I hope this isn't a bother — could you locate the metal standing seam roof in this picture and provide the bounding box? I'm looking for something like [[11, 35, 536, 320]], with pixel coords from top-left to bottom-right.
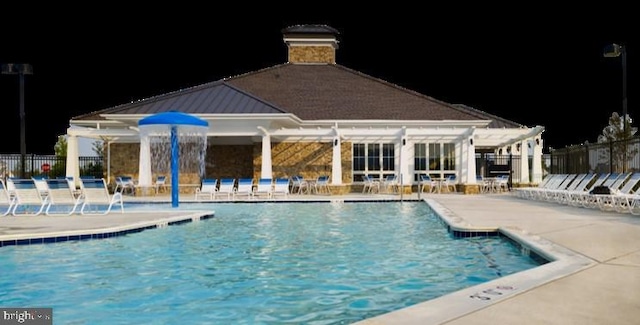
[[72, 63, 524, 129]]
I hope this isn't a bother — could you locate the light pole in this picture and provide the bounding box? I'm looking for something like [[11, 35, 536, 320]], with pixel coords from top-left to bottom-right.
[[604, 44, 628, 172], [1, 63, 33, 178]]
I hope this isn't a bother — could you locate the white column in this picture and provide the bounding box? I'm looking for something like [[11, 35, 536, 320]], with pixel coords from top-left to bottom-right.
[[519, 139, 530, 184], [138, 135, 152, 187], [532, 137, 544, 183], [260, 133, 273, 179], [462, 136, 477, 184], [399, 137, 409, 187], [65, 134, 80, 185], [331, 137, 342, 185]]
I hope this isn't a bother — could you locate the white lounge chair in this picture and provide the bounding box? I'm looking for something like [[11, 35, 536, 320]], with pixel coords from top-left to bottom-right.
[[8, 178, 48, 216], [194, 178, 218, 201], [44, 178, 83, 215], [598, 172, 640, 212], [272, 178, 290, 199], [79, 178, 124, 215], [234, 178, 254, 200], [0, 179, 16, 216], [214, 178, 235, 200], [253, 178, 273, 199]]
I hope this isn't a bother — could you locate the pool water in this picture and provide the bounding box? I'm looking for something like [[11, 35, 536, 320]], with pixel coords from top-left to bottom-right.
[[0, 202, 542, 324]]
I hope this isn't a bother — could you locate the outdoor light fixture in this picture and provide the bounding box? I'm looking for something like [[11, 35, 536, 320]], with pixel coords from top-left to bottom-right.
[[334, 139, 338, 146], [469, 138, 473, 145], [604, 43, 628, 172], [1, 63, 33, 178], [603, 43, 627, 135], [402, 138, 406, 146]]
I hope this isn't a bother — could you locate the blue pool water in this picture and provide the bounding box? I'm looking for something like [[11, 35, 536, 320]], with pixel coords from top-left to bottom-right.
[[0, 202, 543, 324]]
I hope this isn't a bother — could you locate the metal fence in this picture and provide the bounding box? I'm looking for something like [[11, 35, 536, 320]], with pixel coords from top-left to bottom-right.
[[0, 154, 104, 180], [549, 137, 640, 174]]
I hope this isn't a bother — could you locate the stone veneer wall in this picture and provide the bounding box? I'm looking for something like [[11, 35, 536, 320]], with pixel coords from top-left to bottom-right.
[[288, 46, 335, 64], [204, 145, 254, 179]]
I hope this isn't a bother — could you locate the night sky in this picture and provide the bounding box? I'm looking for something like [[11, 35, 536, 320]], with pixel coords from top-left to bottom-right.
[[0, 9, 636, 154]]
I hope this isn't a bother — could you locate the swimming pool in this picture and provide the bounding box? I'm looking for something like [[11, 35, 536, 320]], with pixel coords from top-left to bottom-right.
[[0, 201, 544, 324]]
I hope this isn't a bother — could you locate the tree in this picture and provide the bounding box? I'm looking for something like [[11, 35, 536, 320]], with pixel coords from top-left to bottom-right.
[[597, 112, 637, 172], [92, 140, 104, 157], [54, 135, 67, 157]]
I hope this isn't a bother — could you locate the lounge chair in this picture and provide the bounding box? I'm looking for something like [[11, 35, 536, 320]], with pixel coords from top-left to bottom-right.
[[194, 178, 218, 201], [44, 178, 83, 215], [272, 178, 290, 199], [578, 173, 625, 209], [79, 178, 124, 215], [598, 172, 640, 212], [214, 178, 235, 200], [234, 178, 254, 200], [0, 179, 16, 216], [32, 176, 50, 199], [253, 178, 273, 199], [8, 178, 48, 216]]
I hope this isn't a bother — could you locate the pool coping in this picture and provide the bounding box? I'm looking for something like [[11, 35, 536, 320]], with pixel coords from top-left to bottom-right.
[[353, 198, 598, 324], [0, 211, 215, 247]]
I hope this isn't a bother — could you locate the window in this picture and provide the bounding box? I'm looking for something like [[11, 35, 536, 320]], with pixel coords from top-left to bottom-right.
[[352, 143, 395, 181], [414, 142, 457, 181]]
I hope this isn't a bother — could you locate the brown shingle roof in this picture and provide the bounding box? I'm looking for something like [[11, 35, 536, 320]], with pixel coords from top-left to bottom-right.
[[226, 63, 511, 122], [72, 62, 523, 129]]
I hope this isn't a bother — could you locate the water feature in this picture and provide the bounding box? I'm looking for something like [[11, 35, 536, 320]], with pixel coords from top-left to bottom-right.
[[138, 111, 208, 207]]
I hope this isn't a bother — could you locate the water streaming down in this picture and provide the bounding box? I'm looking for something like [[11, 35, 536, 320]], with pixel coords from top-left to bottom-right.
[[138, 112, 209, 207]]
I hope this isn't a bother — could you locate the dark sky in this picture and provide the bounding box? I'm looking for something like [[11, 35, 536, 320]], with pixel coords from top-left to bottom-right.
[[0, 9, 636, 154]]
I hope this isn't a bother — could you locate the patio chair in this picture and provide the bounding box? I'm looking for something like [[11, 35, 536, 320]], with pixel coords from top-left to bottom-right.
[[154, 175, 168, 194], [234, 178, 254, 200], [314, 175, 330, 194], [253, 178, 273, 199], [0, 179, 16, 216], [419, 174, 436, 193], [194, 178, 218, 201], [272, 178, 290, 199], [290, 175, 309, 195], [79, 178, 124, 215], [115, 176, 136, 195], [214, 178, 235, 200], [44, 178, 83, 215], [8, 178, 48, 216], [363, 175, 380, 194], [380, 175, 399, 194]]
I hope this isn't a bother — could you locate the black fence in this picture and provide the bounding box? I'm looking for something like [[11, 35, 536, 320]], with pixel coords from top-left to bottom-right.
[[549, 137, 640, 174], [0, 154, 104, 180]]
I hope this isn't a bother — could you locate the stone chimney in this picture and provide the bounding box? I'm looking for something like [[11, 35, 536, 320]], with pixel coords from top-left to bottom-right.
[[282, 24, 340, 64]]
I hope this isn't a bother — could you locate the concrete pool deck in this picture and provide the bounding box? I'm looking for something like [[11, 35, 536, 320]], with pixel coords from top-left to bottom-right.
[[1, 192, 639, 324]]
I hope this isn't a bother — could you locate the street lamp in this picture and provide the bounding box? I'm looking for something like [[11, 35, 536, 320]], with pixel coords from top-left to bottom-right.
[[1, 63, 33, 178], [603, 43, 627, 136]]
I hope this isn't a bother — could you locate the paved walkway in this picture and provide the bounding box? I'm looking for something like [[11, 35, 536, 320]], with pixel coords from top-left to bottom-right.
[[1, 192, 639, 324]]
